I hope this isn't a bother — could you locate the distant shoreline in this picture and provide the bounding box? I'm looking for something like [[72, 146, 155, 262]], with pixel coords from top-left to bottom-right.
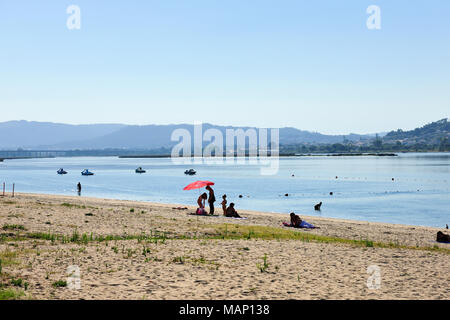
[[3, 151, 450, 161], [118, 152, 397, 158]]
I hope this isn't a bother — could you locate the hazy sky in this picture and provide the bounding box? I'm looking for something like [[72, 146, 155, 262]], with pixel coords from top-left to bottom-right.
[[0, 0, 449, 134]]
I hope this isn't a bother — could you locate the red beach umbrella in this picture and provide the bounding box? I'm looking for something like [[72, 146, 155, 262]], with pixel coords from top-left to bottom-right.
[[183, 181, 215, 191]]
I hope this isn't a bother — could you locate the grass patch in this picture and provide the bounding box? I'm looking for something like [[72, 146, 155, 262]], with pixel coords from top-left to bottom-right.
[[61, 203, 86, 209], [1, 201, 16, 205], [2, 224, 26, 231], [172, 256, 185, 264], [52, 280, 67, 288], [207, 223, 450, 254], [0, 249, 19, 267], [257, 254, 269, 273], [22, 229, 170, 244], [0, 288, 24, 300], [10, 278, 28, 289], [1, 221, 448, 255]]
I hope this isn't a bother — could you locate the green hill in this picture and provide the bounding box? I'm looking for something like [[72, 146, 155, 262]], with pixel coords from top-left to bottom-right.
[[383, 118, 449, 148]]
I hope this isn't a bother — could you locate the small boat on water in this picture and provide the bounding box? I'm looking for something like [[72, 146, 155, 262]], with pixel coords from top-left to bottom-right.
[[135, 167, 146, 173], [184, 169, 196, 175], [81, 169, 94, 176], [57, 168, 68, 175]]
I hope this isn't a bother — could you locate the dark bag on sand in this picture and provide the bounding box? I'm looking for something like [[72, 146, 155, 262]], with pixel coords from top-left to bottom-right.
[[436, 231, 450, 243]]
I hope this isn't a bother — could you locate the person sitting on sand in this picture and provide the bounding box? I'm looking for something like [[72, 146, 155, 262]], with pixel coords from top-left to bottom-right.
[[289, 212, 318, 229], [225, 203, 241, 218], [221, 194, 227, 216], [436, 231, 450, 243], [196, 193, 208, 215]]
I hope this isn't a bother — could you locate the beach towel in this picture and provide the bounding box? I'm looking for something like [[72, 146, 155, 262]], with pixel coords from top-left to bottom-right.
[[282, 221, 317, 229]]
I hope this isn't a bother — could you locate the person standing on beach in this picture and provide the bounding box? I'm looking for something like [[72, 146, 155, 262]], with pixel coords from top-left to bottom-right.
[[221, 194, 227, 216], [77, 182, 82, 195], [206, 185, 216, 215]]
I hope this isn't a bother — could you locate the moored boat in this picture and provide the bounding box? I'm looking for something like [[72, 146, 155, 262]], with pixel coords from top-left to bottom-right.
[[81, 169, 94, 176], [184, 169, 196, 175], [135, 167, 146, 173]]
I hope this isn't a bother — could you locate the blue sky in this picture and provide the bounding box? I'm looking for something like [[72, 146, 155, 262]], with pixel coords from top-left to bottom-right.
[[0, 0, 449, 134]]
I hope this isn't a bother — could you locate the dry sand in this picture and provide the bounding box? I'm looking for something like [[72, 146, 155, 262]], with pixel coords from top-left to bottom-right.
[[0, 193, 448, 300]]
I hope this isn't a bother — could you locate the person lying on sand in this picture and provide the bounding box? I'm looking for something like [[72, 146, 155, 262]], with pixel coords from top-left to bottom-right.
[[196, 193, 208, 215], [284, 212, 319, 229], [225, 203, 241, 218]]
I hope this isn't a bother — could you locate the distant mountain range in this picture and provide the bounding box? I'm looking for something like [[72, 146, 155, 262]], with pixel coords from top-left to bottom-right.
[[0, 119, 447, 151]]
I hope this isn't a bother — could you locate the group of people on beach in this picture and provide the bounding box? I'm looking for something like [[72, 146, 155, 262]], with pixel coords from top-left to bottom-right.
[[196, 186, 241, 218], [194, 185, 322, 226]]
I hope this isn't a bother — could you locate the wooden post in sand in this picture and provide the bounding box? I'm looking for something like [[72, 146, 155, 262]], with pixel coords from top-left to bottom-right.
[[12, 183, 15, 197]]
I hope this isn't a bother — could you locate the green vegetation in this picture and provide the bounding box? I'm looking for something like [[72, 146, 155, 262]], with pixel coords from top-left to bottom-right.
[[0, 249, 19, 266], [0, 288, 24, 300], [0, 201, 16, 205], [52, 280, 67, 288], [208, 223, 450, 254], [142, 246, 151, 256], [0, 223, 448, 254], [280, 118, 450, 154], [10, 278, 28, 289], [61, 203, 86, 209], [257, 254, 269, 273], [2, 224, 26, 231], [172, 256, 185, 264]]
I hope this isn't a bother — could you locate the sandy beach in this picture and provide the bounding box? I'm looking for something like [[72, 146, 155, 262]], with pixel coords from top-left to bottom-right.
[[0, 193, 448, 300]]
